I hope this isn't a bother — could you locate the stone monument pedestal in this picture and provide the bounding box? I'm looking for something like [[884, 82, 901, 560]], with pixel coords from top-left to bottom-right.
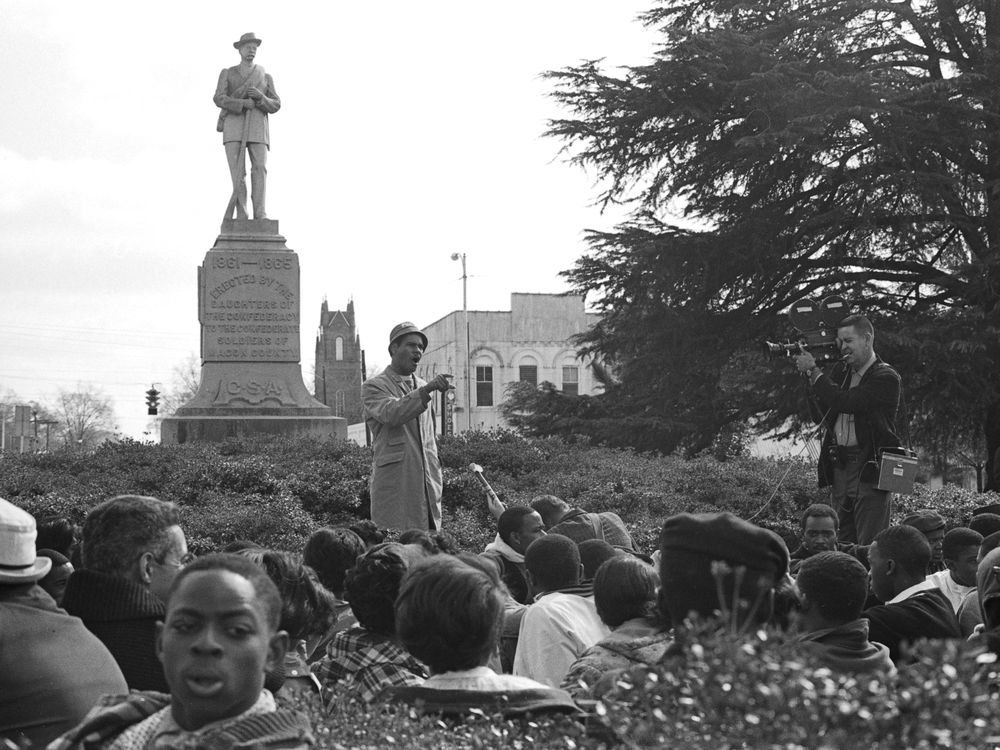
[[161, 219, 346, 444]]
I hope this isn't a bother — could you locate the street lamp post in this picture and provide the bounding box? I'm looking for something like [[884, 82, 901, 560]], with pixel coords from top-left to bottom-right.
[[450, 252, 471, 432]]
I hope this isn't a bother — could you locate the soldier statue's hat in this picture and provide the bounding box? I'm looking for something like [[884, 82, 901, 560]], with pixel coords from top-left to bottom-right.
[[234, 32, 263, 49], [388, 322, 428, 354]]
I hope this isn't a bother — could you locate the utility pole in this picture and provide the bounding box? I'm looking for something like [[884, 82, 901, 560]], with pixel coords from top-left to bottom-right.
[[35, 419, 59, 452], [450, 252, 471, 432], [361, 350, 371, 447]]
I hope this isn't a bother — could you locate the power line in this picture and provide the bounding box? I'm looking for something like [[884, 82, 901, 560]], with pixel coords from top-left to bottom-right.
[[0, 335, 194, 354], [0, 322, 194, 339], [0, 373, 174, 388], [0, 366, 187, 377]]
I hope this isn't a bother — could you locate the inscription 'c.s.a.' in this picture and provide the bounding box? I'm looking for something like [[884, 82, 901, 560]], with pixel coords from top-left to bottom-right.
[[213, 256, 294, 271], [226, 380, 285, 399]]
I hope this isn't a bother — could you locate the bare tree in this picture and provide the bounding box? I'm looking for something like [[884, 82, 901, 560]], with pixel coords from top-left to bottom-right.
[[160, 353, 201, 417], [0, 385, 23, 452], [53, 385, 117, 451]]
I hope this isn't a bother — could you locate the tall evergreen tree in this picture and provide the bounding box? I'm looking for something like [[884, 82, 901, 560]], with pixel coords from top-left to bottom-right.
[[543, 0, 1000, 458]]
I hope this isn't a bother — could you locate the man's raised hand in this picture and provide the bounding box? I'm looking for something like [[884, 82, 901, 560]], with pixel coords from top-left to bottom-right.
[[427, 374, 454, 393]]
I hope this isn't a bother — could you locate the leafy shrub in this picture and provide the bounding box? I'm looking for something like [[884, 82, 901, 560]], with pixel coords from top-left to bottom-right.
[[587, 626, 1000, 749], [279, 691, 585, 750], [0, 437, 372, 553], [274, 628, 1000, 749], [2, 434, 997, 558], [180, 491, 317, 555], [900, 483, 992, 528], [438, 429, 552, 478]]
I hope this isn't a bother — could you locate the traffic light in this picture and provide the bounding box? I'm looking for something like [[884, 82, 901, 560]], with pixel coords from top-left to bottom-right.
[[146, 387, 160, 416]]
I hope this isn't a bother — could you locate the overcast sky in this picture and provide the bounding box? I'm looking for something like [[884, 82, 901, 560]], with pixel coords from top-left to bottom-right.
[[0, 1, 659, 439]]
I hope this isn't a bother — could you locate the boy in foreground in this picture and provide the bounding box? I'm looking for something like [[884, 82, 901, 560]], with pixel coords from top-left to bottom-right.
[[49, 554, 313, 750]]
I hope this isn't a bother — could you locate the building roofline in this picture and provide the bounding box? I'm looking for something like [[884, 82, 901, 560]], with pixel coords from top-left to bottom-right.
[[510, 291, 583, 297], [422, 292, 587, 328]]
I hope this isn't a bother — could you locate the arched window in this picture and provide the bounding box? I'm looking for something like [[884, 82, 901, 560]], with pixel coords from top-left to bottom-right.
[[334, 391, 346, 417], [335, 336, 344, 361]]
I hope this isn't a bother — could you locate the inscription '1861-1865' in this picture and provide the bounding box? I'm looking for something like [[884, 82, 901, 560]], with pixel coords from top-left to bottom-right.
[[213, 255, 293, 271], [201, 250, 301, 363]]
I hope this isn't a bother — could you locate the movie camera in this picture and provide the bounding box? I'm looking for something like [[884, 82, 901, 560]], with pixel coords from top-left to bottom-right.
[[762, 295, 849, 365]]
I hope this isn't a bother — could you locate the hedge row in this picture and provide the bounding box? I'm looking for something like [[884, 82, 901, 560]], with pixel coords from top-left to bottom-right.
[[277, 626, 1000, 749], [1, 432, 995, 556]]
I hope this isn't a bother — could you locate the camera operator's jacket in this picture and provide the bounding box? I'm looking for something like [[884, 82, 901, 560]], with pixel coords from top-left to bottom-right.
[[809, 357, 901, 487]]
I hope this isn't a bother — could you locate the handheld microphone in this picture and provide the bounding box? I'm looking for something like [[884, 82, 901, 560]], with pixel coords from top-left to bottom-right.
[[469, 463, 495, 493]]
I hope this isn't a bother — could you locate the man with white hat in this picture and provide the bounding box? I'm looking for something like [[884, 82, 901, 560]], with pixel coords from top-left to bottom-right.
[[362, 322, 453, 530], [0, 498, 127, 746]]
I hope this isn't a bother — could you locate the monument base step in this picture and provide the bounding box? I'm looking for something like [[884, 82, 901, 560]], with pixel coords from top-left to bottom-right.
[[161, 414, 347, 445]]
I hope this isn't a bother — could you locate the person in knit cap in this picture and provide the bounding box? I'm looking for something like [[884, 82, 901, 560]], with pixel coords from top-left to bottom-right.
[[863, 525, 960, 663], [657, 512, 790, 628], [36, 549, 74, 606], [981, 530, 1000, 559], [968, 547, 1000, 654], [794, 551, 894, 675], [902, 509, 946, 572], [969, 513, 1000, 539], [0, 498, 127, 746], [586, 512, 790, 699], [957, 530, 1000, 635]]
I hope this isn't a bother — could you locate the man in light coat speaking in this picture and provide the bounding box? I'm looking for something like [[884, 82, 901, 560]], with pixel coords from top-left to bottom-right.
[[363, 323, 453, 531]]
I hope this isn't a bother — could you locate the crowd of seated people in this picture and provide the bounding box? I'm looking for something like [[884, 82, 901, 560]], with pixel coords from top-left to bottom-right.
[[6, 489, 1000, 748]]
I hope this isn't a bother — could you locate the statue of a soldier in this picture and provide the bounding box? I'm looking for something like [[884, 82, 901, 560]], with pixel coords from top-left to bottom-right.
[[214, 32, 280, 221]]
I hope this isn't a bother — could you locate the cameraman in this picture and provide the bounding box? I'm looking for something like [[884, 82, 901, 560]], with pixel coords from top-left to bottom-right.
[[794, 314, 901, 546]]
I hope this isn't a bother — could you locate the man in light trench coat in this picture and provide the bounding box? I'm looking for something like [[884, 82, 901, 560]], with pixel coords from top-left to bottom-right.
[[363, 323, 453, 531]]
